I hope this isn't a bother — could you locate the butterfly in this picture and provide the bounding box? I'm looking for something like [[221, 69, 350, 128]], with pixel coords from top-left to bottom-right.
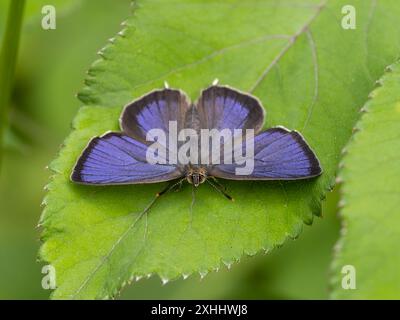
[[71, 84, 322, 200]]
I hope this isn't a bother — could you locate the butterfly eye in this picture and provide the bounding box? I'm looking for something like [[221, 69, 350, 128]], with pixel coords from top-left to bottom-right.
[[198, 174, 207, 185], [186, 174, 194, 185]]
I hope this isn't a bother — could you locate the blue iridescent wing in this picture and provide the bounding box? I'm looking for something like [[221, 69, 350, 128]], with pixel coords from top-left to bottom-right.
[[209, 127, 322, 180], [120, 88, 190, 143], [196, 85, 265, 133], [71, 132, 182, 185]]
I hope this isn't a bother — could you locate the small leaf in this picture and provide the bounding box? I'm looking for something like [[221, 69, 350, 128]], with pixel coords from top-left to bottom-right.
[[330, 61, 400, 299], [40, 0, 400, 299]]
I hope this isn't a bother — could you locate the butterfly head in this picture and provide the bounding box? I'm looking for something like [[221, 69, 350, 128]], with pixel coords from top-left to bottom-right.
[[186, 166, 207, 187]]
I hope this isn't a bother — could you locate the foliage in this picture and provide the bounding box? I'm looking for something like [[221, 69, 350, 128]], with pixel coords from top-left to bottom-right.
[[39, 0, 400, 299], [331, 61, 400, 299]]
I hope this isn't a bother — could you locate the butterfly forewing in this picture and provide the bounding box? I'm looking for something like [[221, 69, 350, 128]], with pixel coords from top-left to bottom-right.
[[209, 127, 322, 180], [71, 132, 182, 185]]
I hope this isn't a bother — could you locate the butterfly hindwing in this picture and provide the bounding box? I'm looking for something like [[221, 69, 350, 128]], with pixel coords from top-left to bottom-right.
[[196, 85, 265, 133], [120, 88, 190, 143]]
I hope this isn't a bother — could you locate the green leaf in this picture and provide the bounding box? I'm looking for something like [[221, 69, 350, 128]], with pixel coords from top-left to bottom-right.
[[40, 0, 400, 299], [330, 61, 400, 299]]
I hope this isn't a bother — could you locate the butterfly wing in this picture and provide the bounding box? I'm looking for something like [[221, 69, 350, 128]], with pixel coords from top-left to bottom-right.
[[120, 88, 190, 143], [196, 85, 265, 133], [71, 132, 182, 185], [209, 127, 322, 180]]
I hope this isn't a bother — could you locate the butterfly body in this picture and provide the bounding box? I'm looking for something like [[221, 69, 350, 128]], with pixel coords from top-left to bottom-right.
[[186, 166, 207, 187]]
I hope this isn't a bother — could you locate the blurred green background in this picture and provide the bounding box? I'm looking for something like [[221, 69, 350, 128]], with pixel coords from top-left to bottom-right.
[[0, 0, 341, 299]]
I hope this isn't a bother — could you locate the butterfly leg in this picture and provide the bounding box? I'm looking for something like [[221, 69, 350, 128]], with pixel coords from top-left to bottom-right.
[[210, 176, 227, 192], [156, 177, 187, 197], [172, 178, 185, 193], [206, 177, 234, 202]]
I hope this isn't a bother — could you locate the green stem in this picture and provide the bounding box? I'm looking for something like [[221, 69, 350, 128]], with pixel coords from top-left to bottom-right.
[[0, 0, 25, 172]]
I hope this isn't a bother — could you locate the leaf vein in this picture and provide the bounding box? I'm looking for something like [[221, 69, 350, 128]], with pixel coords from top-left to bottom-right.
[[249, 0, 327, 93]]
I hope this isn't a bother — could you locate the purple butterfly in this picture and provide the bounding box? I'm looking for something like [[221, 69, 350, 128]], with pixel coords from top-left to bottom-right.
[[71, 85, 322, 200]]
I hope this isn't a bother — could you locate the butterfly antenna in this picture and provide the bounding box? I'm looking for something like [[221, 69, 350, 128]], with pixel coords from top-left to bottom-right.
[[206, 178, 234, 202]]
